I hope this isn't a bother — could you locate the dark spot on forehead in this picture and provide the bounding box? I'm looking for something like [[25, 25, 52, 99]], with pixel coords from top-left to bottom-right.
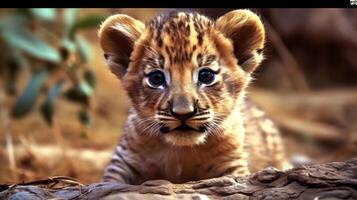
[[197, 32, 203, 46], [197, 53, 203, 66], [188, 52, 193, 60], [165, 27, 171, 34], [159, 55, 165, 67], [147, 11, 214, 64], [157, 37, 163, 48], [168, 20, 178, 30], [185, 24, 191, 35], [178, 20, 185, 28], [165, 46, 170, 54]]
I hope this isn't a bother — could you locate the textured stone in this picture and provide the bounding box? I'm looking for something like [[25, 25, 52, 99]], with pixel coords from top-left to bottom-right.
[[1, 159, 357, 200]]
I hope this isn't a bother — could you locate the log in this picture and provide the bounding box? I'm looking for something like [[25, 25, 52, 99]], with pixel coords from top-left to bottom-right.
[[1, 158, 357, 200]]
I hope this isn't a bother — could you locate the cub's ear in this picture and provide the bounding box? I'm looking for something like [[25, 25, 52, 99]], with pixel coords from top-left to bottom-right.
[[216, 9, 265, 73], [98, 14, 145, 79]]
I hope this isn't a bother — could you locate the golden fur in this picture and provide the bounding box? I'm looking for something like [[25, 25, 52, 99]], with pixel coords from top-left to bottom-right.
[[98, 9, 291, 184]]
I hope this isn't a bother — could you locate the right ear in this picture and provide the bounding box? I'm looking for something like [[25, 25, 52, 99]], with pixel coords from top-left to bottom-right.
[[98, 14, 145, 79]]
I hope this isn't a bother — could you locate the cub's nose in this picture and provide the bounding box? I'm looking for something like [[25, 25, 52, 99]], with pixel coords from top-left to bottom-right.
[[170, 96, 197, 121], [171, 107, 196, 121]]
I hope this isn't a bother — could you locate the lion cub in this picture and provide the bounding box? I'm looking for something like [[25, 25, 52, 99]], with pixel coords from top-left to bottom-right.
[[99, 9, 291, 184]]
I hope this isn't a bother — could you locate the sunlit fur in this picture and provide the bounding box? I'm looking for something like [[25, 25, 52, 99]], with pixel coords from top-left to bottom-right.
[[99, 10, 291, 184], [101, 11, 250, 146]]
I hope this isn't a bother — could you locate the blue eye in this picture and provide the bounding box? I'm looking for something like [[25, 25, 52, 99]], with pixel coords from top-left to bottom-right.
[[198, 69, 215, 85], [147, 71, 166, 88]]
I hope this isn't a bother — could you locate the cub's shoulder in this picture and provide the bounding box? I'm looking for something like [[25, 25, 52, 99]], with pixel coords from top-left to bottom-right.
[[241, 98, 291, 172]]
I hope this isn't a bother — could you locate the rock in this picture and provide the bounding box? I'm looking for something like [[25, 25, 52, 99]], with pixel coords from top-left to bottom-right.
[[1, 158, 357, 200]]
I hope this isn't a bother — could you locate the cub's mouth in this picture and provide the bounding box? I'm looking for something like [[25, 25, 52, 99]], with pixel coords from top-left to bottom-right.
[[160, 124, 207, 134], [161, 123, 208, 146], [173, 124, 197, 132]]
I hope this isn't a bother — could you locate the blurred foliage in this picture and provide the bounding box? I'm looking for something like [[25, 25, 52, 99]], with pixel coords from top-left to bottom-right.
[[0, 9, 108, 134]]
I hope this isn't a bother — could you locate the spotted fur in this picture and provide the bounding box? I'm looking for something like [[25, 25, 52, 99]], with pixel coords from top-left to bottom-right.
[[99, 9, 291, 184]]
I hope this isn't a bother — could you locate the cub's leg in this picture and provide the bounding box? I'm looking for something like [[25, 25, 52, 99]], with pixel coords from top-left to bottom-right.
[[102, 143, 142, 184]]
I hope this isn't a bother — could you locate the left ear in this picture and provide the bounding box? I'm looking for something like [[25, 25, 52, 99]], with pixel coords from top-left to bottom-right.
[[216, 9, 265, 73], [98, 14, 145, 79]]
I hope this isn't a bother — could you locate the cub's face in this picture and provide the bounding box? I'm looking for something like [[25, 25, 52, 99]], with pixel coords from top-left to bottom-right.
[[99, 10, 265, 146]]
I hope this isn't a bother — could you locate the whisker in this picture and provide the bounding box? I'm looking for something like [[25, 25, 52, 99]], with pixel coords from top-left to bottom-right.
[[157, 118, 175, 121], [191, 117, 210, 121], [195, 111, 210, 116], [156, 112, 172, 117]]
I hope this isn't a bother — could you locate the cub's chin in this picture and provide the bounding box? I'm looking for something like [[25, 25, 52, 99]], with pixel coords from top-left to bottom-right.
[[163, 130, 207, 146]]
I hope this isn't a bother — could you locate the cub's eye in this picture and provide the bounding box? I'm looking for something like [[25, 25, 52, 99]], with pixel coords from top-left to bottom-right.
[[147, 71, 166, 88], [198, 68, 216, 86]]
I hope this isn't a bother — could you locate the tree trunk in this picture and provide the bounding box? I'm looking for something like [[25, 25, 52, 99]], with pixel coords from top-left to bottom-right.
[[1, 158, 357, 200]]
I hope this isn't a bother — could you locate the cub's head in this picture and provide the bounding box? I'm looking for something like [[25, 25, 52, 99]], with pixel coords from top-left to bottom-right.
[[99, 10, 265, 146]]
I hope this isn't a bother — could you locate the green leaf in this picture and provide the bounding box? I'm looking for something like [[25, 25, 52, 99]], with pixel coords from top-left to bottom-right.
[[0, 14, 27, 32], [69, 14, 107, 37], [83, 69, 96, 88], [11, 69, 48, 118], [29, 9, 56, 22], [0, 16, 30, 70], [63, 8, 77, 38], [47, 79, 64, 103], [60, 38, 76, 60], [64, 87, 88, 104], [63, 80, 93, 105], [78, 109, 91, 128], [79, 80, 93, 97], [40, 79, 64, 126], [1, 25, 61, 63], [75, 36, 91, 63], [8, 45, 30, 69]]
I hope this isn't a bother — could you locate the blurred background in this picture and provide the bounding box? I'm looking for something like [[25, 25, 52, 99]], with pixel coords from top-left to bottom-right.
[[0, 8, 356, 184]]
